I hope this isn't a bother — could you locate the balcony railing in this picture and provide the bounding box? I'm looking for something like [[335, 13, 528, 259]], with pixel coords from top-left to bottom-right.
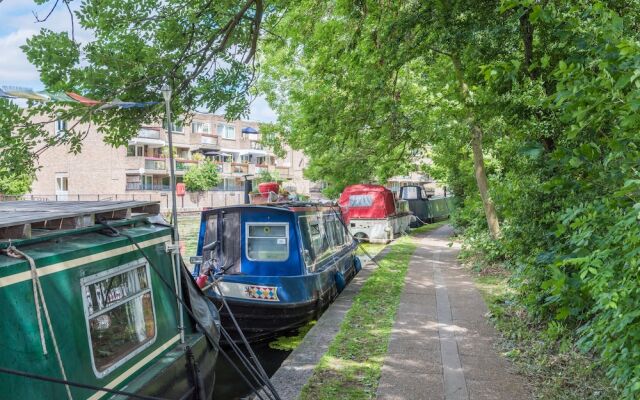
[[126, 183, 171, 191], [250, 141, 263, 150], [231, 163, 249, 174], [138, 127, 161, 139], [144, 158, 166, 171], [175, 160, 197, 171]]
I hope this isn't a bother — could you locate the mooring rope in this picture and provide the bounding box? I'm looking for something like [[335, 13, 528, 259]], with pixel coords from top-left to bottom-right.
[[5, 246, 73, 400]]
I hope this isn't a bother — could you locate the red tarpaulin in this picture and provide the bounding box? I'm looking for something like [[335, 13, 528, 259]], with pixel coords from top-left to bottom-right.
[[339, 184, 397, 222]]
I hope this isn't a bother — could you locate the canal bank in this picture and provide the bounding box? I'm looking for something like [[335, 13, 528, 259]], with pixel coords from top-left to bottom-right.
[[256, 243, 395, 400], [258, 224, 529, 400]]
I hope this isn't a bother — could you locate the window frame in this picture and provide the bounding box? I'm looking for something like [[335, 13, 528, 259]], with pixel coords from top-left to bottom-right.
[[245, 222, 290, 262], [191, 121, 210, 134], [218, 123, 236, 140], [80, 258, 157, 378]]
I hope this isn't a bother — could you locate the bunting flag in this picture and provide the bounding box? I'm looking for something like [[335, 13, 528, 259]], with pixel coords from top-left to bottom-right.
[[97, 99, 159, 110], [0, 85, 160, 110], [65, 92, 102, 106], [41, 91, 76, 102], [2, 86, 49, 101]]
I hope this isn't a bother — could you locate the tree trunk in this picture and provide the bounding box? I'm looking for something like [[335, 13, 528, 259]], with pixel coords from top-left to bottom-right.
[[451, 54, 502, 239], [471, 124, 501, 239]]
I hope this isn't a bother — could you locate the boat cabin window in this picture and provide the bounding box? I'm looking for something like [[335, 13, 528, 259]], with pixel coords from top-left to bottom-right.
[[349, 194, 373, 207], [81, 259, 156, 377], [246, 223, 289, 261], [324, 215, 346, 248], [401, 186, 420, 200], [298, 215, 334, 272]]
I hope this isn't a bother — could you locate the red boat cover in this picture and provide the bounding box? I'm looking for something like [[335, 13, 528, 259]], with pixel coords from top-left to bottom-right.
[[258, 182, 279, 198], [339, 184, 397, 222]]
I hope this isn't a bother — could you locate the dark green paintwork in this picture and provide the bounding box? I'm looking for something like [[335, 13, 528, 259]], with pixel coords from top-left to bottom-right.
[[0, 221, 205, 399]]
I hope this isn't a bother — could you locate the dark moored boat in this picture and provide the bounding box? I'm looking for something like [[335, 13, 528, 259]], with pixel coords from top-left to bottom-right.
[[192, 203, 361, 343], [399, 185, 454, 227], [0, 201, 219, 399]]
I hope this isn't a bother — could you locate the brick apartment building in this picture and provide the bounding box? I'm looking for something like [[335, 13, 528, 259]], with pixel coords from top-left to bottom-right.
[[29, 112, 324, 209]]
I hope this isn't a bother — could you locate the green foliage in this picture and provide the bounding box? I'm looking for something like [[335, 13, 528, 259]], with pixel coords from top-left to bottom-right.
[[183, 161, 220, 192], [474, 270, 620, 399], [0, 170, 33, 195], [262, 0, 640, 397], [253, 169, 279, 185]]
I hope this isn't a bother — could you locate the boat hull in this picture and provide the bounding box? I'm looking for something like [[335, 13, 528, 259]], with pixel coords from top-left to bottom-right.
[[348, 214, 412, 243], [207, 253, 359, 344]]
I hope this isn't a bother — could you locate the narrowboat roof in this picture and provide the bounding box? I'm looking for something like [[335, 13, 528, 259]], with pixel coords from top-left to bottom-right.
[[205, 202, 340, 214], [0, 200, 161, 241]]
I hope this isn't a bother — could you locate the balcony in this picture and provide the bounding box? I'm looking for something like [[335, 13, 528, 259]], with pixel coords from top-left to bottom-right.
[[175, 159, 197, 172], [144, 158, 167, 173], [231, 163, 249, 174], [190, 133, 220, 150], [138, 127, 161, 139], [250, 141, 263, 150]]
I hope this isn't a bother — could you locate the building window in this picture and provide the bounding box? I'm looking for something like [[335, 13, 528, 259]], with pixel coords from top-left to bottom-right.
[[240, 154, 251, 164], [246, 223, 289, 262], [127, 145, 144, 157], [81, 260, 156, 377], [55, 175, 68, 192], [164, 121, 183, 133], [217, 124, 235, 140], [191, 121, 210, 134]]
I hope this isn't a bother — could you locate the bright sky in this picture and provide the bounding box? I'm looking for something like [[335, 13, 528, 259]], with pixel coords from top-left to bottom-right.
[[0, 0, 277, 122]]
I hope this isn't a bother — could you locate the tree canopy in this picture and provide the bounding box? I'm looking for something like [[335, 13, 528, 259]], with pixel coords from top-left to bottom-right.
[[1, 0, 268, 179], [260, 0, 640, 396]]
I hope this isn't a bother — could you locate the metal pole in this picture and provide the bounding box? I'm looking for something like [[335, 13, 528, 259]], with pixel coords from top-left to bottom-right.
[[164, 90, 185, 344]]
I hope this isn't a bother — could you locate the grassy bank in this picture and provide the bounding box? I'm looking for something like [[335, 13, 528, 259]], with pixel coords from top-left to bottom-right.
[[300, 223, 445, 399], [300, 235, 416, 399], [472, 269, 620, 400]]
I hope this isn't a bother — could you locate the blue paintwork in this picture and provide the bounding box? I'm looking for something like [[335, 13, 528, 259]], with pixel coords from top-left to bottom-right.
[[193, 205, 359, 306]]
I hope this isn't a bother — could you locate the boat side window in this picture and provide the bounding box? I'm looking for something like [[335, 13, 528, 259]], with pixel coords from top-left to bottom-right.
[[81, 259, 156, 377], [349, 194, 373, 207], [246, 223, 289, 262], [323, 215, 344, 249], [298, 216, 317, 270], [298, 215, 330, 270]]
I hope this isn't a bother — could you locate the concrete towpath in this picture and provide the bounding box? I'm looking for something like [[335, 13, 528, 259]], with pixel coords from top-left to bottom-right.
[[376, 225, 530, 400]]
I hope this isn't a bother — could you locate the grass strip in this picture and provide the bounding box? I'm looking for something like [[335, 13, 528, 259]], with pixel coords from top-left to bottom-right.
[[299, 235, 417, 399]]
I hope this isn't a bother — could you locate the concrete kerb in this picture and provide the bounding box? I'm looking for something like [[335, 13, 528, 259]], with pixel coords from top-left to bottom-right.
[[253, 244, 396, 400]]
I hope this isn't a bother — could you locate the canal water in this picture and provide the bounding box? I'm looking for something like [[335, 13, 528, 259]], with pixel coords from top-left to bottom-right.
[[213, 342, 291, 399]]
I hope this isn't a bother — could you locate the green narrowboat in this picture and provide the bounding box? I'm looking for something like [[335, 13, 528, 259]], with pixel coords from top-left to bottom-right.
[[0, 201, 220, 400]]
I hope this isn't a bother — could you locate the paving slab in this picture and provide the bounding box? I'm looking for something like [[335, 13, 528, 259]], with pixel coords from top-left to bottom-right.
[[376, 225, 530, 400]]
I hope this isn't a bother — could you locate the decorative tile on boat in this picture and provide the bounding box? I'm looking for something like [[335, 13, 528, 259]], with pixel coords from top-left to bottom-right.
[[244, 285, 279, 301]]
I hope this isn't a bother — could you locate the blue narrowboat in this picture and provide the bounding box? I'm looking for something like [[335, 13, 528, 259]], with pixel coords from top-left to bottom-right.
[[191, 203, 361, 343]]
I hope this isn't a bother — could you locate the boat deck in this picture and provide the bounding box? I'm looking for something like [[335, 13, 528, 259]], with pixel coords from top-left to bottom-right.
[[0, 200, 160, 240]]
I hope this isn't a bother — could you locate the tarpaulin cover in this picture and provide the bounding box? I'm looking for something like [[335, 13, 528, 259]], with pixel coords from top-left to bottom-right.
[[339, 184, 397, 222]]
